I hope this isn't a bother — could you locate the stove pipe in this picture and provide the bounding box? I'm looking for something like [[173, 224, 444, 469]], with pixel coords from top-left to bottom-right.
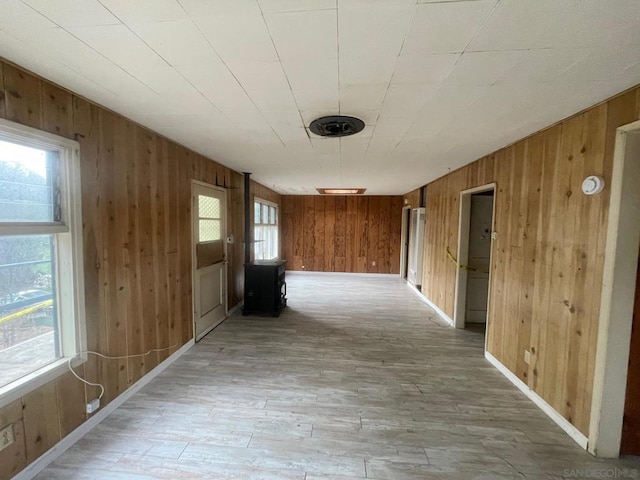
[[243, 172, 251, 265]]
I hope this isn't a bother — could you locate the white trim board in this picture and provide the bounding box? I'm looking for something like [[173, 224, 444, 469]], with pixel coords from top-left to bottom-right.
[[485, 351, 589, 450], [407, 283, 455, 327], [14, 339, 195, 480]]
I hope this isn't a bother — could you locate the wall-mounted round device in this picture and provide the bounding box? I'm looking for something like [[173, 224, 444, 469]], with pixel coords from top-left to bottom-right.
[[309, 115, 365, 137], [581, 175, 605, 196]]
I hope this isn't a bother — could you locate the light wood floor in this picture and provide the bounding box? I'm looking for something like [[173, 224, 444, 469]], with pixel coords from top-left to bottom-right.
[[36, 273, 640, 479]]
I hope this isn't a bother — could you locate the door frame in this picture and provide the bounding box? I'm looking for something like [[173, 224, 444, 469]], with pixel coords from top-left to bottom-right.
[[589, 121, 640, 457], [191, 180, 228, 342], [453, 183, 496, 332], [400, 205, 411, 280]]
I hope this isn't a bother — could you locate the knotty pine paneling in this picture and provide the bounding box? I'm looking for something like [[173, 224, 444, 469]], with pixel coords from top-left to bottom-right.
[[419, 85, 640, 436], [281, 196, 403, 274], [0, 59, 277, 476]]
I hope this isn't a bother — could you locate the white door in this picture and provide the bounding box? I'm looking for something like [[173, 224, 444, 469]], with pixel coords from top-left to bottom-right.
[[465, 194, 494, 323], [193, 182, 227, 341]]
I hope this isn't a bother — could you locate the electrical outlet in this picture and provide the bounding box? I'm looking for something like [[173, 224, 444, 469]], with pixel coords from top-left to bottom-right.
[[372, 261, 376, 266], [0, 424, 14, 451], [524, 350, 531, 364]]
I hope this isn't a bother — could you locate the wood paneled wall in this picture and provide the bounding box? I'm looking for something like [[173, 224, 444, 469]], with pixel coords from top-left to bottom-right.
[[420, 86, 640, 436], [0, 60, 277, 478], [281, 196, 403, 274], [403, 187, 422, 208]]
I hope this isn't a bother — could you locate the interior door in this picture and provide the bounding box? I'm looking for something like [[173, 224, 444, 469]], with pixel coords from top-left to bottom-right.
[[193, 183, 227, 341]]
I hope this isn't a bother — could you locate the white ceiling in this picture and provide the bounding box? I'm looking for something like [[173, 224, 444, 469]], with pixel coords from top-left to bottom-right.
[[1, 0, 639, 195]]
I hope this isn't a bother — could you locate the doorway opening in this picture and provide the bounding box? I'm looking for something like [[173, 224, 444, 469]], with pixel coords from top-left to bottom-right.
[[589, 121, 640, 457], [192, 181, 228, 342], [400, 206, 411, 281], [621, 244, 640, 455], [453, 184, 496, 332]]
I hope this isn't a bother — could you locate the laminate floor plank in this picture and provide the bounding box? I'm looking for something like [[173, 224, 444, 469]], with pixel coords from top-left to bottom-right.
[[35, 273, 640, 479]]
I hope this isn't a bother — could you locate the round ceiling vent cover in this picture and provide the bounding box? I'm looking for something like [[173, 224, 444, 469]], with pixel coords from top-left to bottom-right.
[[309, 115, 365, 137]]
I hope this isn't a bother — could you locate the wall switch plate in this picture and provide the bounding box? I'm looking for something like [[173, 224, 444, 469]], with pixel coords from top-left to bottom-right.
[[0, 424, 14, 451], [524, 350, 531, 364], [372, 261, 376, 266]]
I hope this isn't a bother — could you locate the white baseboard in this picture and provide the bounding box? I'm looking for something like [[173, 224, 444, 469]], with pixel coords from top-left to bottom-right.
[[484, 351, 589, 450], [285, 270, 398, 278], [14, 339, 195, 480], [406, 283, 455, 326]]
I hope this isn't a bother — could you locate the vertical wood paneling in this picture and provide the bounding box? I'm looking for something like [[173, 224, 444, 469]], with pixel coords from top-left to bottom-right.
[[356, 197, 368, 273], [292, 197, 304, 270], [0, 59, 280, 477], [281, 195, 403, 274], [55, 372, 86, 437], [303, 196, 315, 271], [324, 196, 336, 272], [22, 381, 59, 463], [346, 197, 357, 272], [41, 83, 72, 137], [0, 400, 26, 479], [314, 196, 325, 270], [389, 197, 403, 274], [367, 196, 379, 273], [335, 197, 346, 272], [378, 197, 391, 274], [421, 86, 640, 436], [3, 64, 42, 129], [403, 188, 421, 207]]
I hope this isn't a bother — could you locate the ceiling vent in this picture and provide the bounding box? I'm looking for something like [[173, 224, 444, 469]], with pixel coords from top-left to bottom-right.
[[309, 115, 365, 137], [316, 188, 366, 195]]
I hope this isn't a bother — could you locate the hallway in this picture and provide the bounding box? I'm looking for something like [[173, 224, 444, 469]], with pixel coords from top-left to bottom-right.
[[36, 274, 639, 479]]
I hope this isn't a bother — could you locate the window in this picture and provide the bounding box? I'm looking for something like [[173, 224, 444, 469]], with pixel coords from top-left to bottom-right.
[[254, 198, 278, 260], [0, 118, 85, 406], [198, 194, 222, 242]]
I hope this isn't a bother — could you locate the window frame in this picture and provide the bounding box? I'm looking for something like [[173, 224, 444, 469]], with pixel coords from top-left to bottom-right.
[[0, 118, 86, 408], [253, 197, 279, 261]]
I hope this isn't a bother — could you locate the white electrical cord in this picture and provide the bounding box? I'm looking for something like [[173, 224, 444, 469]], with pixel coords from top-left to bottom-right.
[[67, 343, 179, 399]]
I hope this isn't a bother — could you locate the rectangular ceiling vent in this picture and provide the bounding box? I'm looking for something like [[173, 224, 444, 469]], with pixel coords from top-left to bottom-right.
[[316, 188, 366, 195]]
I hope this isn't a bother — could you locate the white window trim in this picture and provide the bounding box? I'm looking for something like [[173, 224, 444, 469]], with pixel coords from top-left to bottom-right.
[[254, 197, 279, 261], [0, 118, 86, 408]]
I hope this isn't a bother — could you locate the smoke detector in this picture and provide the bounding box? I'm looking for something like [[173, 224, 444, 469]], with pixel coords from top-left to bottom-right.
[[309, 115, 365, 137]]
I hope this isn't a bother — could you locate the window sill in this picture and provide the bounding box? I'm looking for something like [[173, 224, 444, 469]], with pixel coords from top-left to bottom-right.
[[0, 355, 85, 409]]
